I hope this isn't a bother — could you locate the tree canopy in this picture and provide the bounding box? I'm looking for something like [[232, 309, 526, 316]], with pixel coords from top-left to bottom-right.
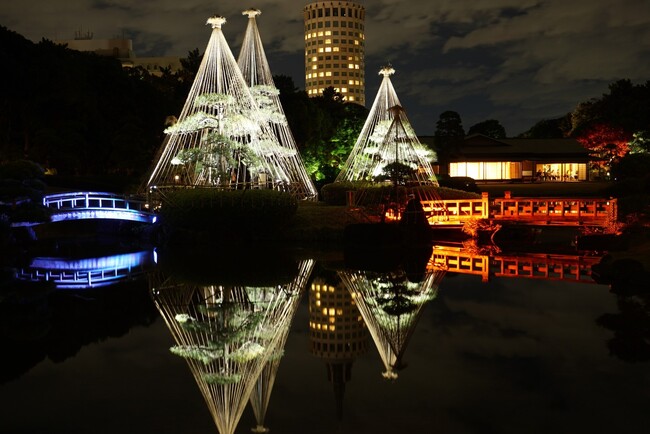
[[570, 79, 650, 138], [518, 114, 572, 139], [467, 119, 507, 139], [434, 110, 465, 157]]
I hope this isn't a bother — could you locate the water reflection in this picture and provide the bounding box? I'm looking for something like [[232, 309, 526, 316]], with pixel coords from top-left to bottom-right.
[[338, 247, 445, 380], [149, 251, 314, 434], [15, 250, 154, 289], [309, 269, 369, 421], [1, 239, 649, 434], [0, 245, 158, 384]]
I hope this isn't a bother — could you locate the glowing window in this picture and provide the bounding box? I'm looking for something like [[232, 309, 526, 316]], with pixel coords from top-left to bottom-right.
[[312, 65, 318, 70], [322, 308, 328, 315], [349, 96, 355, 101], [329, 325, 336, 331], [311, 56, 317, 61], [328, 308, 335, 315], [325, 39, 331, 44], [318, 48, 324, 53], [325, 47, 332, 52], [348, 64, 354, 69], [325, 71, 332, 76], [318, 31, 324, 37], [333, 47, 340, 52], [325, 30, 332, 36], [341, 87, 348, 93]]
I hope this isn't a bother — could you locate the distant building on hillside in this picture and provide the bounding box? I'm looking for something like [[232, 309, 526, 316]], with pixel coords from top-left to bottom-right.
[[55, 30, 182, 76], [303, 1, 366, 105]]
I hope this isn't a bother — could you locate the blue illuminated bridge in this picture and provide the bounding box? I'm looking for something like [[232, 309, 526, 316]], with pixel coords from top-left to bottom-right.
[[16, 250, 156, 289], [43, 191, 157, 224]]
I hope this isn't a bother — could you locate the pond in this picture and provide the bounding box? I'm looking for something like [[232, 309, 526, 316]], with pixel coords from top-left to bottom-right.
[[1, 237, 648, 434]]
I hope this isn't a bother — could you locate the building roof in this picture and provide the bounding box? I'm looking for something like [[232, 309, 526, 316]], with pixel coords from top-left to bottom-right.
[[419, 134, 591, 163]]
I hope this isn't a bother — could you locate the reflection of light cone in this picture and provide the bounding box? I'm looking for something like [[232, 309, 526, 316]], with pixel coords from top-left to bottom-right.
[[338, 268, 445, 379], [237, 8, 318, 200], [248, 260, 315, 433], [150, 259, 314, 434]]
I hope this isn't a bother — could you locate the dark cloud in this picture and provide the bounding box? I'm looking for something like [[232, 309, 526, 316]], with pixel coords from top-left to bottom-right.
[[2, 0, 648, 135]]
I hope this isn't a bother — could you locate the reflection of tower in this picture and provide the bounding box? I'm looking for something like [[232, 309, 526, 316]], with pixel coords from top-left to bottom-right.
[[303, 1, 366, 105], [309, 273, 369, 421]]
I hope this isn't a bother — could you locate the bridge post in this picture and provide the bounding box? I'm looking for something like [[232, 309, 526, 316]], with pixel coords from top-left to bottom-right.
[[481, 192, 489, 219]]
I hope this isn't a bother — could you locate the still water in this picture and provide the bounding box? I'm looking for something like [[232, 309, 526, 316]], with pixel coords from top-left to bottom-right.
[[1, 240, 649, 434]]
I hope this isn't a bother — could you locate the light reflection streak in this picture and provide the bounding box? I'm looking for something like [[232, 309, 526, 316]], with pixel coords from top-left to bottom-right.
[[15, 250, 155, 289]]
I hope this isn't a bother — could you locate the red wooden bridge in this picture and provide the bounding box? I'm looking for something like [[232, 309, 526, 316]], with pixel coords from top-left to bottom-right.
[[420, 191, 617, 230]]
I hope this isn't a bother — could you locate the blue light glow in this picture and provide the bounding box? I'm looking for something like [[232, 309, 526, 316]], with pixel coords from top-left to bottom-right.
[[16, 250, 156, 289]]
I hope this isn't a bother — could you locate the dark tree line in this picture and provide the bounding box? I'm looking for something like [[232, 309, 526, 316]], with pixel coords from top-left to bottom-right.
[[0, 26, 366, 189], [0, 26, 186, 183]]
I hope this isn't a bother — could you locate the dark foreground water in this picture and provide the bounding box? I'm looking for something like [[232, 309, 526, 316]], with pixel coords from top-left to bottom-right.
[[1, 241, 649, 434]]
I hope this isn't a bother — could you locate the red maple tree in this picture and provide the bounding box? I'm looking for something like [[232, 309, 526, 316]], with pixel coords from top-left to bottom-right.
[[576, 124, 632, 169]]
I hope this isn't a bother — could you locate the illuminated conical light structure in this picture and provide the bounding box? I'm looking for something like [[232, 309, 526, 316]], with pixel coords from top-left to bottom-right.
[[145, 16, 295, 193], [248, 259, 314, 433], [150, 259, 314, 434], [237, 8, 317, 201], [337, 266, 445, 379], [335, 65, 438, 186]]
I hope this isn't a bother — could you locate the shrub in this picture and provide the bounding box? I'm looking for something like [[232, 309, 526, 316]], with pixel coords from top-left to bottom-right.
[[321, 182, 358, 205], [159, 188, 298, 233], [321, 182, 482, 206]]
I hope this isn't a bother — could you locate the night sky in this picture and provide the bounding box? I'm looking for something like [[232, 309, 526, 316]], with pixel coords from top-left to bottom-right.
[[2, 0, 649, 136]]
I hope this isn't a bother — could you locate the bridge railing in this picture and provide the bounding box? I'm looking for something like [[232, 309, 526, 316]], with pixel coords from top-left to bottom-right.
[[491, 196, 616, 226], [43, 191, 150, 213], [420, 193, 616, 228], [42, 191, 156, 224], [421, 193, 490, 225]]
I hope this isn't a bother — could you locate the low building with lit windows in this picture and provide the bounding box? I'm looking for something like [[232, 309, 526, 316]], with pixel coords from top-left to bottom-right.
[[421, 134, 594, 182], [303, 1, 365, 105]]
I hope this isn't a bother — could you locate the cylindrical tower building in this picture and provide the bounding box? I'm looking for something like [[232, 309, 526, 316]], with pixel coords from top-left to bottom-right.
[[303, 1, 366, 105]]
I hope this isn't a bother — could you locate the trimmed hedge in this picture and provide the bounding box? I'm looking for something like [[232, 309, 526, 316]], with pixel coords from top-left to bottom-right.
[[159, 188, 298, 233], [320, 182, 482, 205]]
